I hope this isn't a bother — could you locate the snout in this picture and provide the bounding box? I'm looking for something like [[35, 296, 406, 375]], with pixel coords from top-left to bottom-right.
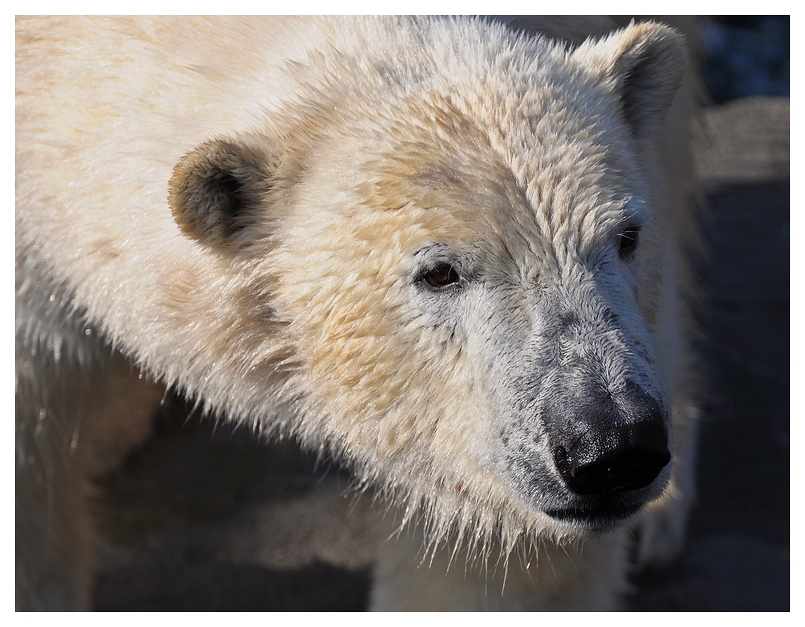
[[548, 382, 670, 497]]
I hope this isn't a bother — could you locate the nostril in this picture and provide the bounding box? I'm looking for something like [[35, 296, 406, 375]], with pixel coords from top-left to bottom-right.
[[553, 421, 670, 495], [567, 447, 670, 494]]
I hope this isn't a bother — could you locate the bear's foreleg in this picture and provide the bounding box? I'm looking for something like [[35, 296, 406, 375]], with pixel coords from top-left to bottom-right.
[[15, 318, 161, 610]]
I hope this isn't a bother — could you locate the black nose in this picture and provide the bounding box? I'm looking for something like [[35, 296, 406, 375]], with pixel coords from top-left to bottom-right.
[[549, 385, 671, 496], [553, 420, 670, 495]]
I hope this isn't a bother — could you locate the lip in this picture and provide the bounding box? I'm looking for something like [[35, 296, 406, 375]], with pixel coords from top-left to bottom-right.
[[545, 502, 643, 530]]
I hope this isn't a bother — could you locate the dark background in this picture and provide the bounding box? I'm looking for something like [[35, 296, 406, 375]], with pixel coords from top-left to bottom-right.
[[91, 17, 790, 611], [703, 16, 789, 103]]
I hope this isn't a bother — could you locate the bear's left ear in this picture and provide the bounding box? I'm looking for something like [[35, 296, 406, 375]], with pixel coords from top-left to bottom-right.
[[572, 22, 688, 137], [169, 136, 279, 250]]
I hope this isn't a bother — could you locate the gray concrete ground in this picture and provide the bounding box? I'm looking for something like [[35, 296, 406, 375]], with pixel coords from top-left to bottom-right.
[[91, 97, 790, 611]]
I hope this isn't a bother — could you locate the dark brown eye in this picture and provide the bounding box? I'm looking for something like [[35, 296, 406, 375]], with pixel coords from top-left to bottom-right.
[[422, 263, 460, 288], [617, 227, 640, 258]]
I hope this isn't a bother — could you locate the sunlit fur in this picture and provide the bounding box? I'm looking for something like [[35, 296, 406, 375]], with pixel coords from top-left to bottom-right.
[[16, 16, 701, 610]]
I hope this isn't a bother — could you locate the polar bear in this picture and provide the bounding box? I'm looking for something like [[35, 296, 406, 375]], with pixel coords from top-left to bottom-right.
[[16, 16, 701, 610]]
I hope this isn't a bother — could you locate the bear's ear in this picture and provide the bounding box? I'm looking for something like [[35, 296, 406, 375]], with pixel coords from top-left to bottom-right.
[[169, 136, 278, 249], [572, 22, 688, 137]]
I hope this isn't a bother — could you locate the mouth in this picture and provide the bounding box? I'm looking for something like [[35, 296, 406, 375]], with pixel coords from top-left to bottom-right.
[[545, 502, 643, 530]]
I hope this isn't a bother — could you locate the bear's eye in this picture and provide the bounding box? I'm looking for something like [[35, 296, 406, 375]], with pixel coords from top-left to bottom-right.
[[421, 263, 460, 289], [617, 226, 640, 258]]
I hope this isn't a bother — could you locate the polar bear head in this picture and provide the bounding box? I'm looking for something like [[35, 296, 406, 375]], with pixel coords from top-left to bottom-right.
[[168, 18, 688, 556]]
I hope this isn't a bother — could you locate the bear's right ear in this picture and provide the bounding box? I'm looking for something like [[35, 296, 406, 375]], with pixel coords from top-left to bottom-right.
[[169, 137, 278, 249]]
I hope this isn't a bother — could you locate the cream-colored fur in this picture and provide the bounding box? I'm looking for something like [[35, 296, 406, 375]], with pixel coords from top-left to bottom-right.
[[16, 16, 701, 610]]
